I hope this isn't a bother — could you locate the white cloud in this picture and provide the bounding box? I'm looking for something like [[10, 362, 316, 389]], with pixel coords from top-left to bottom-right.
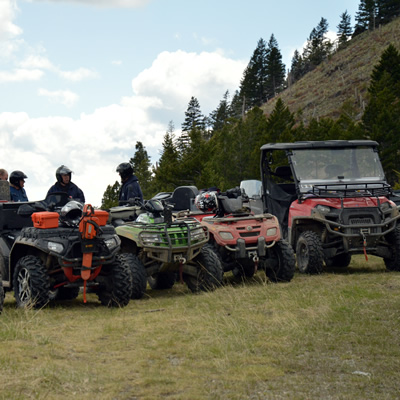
[[19, 54, 53, 70], [27, 0, 151, 8], [0, 0, 22, 41], [132, 50, 246, 113], [0, 68, 44, 82], [0, 50, 245, 206], [112, 60, 122, 66], [38, 88, 79, 107], [58, 67, 99, 81]]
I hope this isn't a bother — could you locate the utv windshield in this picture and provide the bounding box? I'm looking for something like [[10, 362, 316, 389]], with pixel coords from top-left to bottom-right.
[[290, 146, 386, 193]]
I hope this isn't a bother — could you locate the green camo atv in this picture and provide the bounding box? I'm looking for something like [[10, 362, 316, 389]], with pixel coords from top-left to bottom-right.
[[109, 198, 223, 292]]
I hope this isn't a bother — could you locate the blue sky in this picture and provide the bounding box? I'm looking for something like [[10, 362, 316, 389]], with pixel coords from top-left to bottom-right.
[[0, 0, 360, 205]]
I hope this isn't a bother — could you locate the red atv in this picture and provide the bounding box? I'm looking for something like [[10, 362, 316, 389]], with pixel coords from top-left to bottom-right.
[[260, 140, 400, 274], [174, 187, 295, 282]]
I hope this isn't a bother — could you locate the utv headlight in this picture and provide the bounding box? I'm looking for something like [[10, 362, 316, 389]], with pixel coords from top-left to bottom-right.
[[315, 204, 331, 214], [190, 227, 206, 241], [48, 241, 64, 254], [141, 233, 163, 245], [266, 227, 277, 237], [380, 202, 391, 212], [104, 236, 120, 249], [220, 231, 234, 240]]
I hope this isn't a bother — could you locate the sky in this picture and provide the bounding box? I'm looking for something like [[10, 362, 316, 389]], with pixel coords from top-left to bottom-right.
[[0, 0, 361, 206]]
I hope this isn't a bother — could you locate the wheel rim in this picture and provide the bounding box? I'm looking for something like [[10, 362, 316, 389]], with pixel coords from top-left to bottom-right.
[[297, 242, 309, 270], [17, 268, 32, 304]]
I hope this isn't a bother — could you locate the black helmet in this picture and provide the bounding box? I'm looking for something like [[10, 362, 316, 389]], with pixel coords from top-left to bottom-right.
[[10, 170, 27, 188], [60, 200, 83, 227], [56, 165, 73, 183], [195, 191, 218, 213], [116, 162, 133, 180]]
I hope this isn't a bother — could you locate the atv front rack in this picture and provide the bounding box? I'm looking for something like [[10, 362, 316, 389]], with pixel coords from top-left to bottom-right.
[[309, 182, 391, 199]]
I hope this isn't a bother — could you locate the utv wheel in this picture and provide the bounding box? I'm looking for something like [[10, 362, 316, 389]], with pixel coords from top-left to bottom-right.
[[384, 226, 400, 271], [118, 253, 147, 299], [264, 240, 296, 282], [325, 253, 351, 268], [13, 255, 50, 309], [184, 245, 223, 292], [97, 259, 133, 307], [148, 272, 176, 290], [296, 231, 324, 274]]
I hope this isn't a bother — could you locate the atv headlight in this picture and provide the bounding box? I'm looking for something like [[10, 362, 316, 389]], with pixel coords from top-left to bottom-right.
[[104, 236, 120, 249], [315, 204, 331, 214], [141, 233, 163, 245], [190, 227, 206, 241], [220, 231, 234, 240], [48, 241, 64, 254], [266, 227, 277, 237], [380, 202, 391, 212]]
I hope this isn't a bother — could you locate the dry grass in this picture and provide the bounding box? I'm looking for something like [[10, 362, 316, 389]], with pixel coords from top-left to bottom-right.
[[261, 17, 400, 124], [1, 255, 400, 399]]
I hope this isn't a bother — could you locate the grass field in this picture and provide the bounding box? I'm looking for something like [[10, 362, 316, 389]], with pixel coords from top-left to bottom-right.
[[1, 255, 400, 400]]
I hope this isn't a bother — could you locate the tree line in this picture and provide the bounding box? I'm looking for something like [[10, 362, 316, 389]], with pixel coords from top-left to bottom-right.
[[101, 1, 400, 208]]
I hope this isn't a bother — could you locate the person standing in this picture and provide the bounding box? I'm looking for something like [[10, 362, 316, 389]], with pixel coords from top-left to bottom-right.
[[0, 169, 8, 181], [9, 170, 28, 202], [116, 162, 143, 205], [47, 165, 85, 203]]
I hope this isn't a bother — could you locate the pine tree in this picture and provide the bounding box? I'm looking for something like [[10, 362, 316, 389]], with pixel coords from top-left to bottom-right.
[[354, 0, 377, 36], [376, 0, 400, 25], [337, 10, 353, 48], [265, 34, 286, 99], [239, 38, 268, 110], [129, 141, 152, 199], [362, 44, 400, 184], [101, 181, 121, 209], [180, 97, 206, 150], [209, 90, 232, 134], [306, 17, 330, 68], [288, 49, 305, 84]]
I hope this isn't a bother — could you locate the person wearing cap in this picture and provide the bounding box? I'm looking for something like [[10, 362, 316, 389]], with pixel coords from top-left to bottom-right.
[[9, 170, 29, 202], [47, 165, 85, 203], [116, 162, 143, 205]]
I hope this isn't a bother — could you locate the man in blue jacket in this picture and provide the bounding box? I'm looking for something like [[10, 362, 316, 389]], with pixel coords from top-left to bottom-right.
[[9, 170, 28, 202], [116, 162, 143, 205], [47, 165, 85, 203]]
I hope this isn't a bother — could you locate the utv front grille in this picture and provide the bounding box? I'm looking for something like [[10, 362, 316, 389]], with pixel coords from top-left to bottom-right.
[[349, 217, 374, 225]]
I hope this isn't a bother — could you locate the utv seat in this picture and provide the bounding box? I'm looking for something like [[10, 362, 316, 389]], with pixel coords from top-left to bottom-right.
[[274, 166, 296, 196], [170, 186, 199, 211]]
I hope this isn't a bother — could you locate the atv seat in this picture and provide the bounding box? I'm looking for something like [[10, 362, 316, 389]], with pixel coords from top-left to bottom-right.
[[0, 202, 34, 230], [170, 186, 199, 211]]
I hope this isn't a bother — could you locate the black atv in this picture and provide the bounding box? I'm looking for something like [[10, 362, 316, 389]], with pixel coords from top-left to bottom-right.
[[0, 192, 144, 308]]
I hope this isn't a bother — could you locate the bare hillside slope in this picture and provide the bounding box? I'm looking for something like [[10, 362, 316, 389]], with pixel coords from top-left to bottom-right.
[[261, 17, 400, 124]]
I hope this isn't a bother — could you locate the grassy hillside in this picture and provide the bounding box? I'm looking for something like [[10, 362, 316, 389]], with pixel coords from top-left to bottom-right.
[[261, 17, 400, 124]]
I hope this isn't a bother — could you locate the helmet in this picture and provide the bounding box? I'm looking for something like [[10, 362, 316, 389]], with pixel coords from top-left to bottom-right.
[[10, 170, 27, 188], [56, 165, 73, 183], [116, 162, 133, 180], [195, 191, 218, 213], [60, 200, 83, 226]]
